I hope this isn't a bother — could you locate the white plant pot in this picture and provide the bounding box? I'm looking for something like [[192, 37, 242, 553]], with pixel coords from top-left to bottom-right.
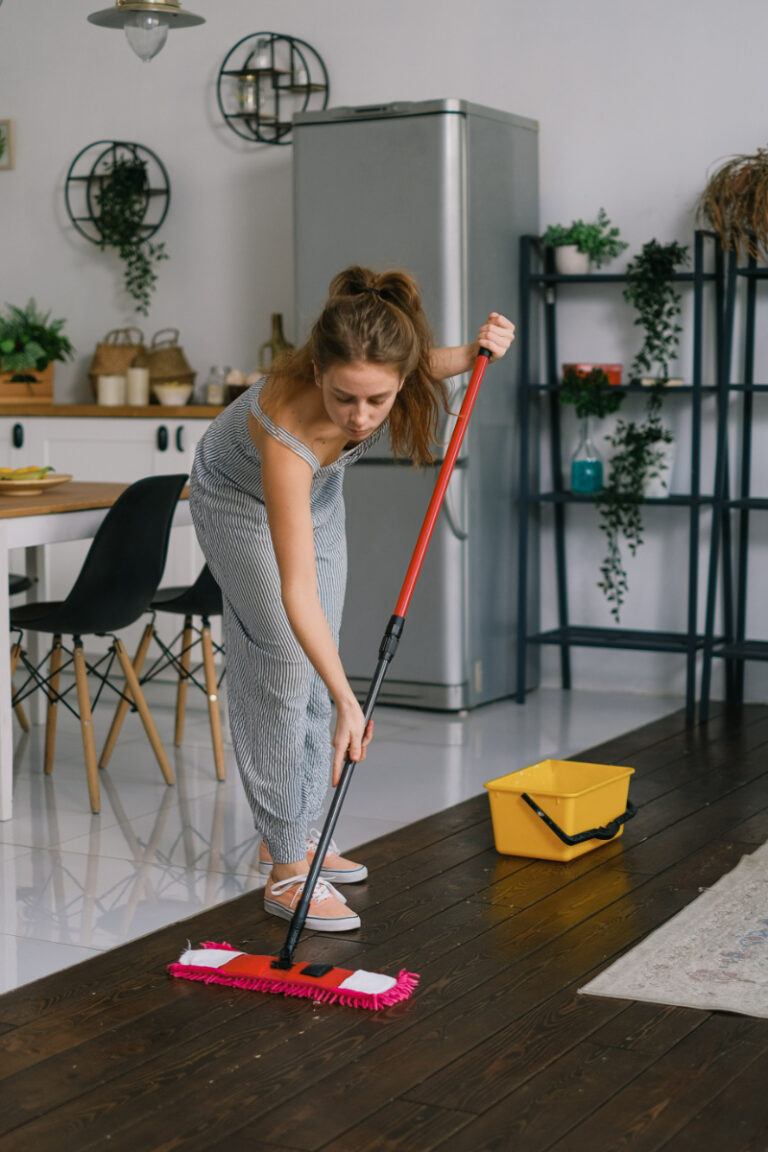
[[644, 438, 675, 499], [554, 245, 591, 275]]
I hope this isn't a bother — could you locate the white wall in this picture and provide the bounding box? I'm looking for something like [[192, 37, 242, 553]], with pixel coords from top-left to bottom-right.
[[2, 0, 768, 701]]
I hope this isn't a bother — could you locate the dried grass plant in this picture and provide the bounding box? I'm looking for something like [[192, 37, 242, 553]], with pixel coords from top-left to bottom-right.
[[698, 148, 768, 261]]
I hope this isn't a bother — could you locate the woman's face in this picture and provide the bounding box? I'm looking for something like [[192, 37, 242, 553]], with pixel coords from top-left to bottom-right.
[[316, 360, 403, 441]]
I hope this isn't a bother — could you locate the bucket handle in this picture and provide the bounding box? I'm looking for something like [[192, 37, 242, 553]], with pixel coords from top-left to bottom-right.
[[520, 792, 637, 846]]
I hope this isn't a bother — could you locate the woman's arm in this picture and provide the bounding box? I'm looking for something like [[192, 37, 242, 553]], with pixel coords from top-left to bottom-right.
[[429, 311, 516, 379], [259, 430, 370, 783]]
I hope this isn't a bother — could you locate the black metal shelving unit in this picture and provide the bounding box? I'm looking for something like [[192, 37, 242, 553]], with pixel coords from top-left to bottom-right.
[[701, 251, 768, 718], [515, 230, 723, 722]]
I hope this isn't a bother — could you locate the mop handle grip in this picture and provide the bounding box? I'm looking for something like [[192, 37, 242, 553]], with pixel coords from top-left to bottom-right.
[[393, 348, 492, 619]]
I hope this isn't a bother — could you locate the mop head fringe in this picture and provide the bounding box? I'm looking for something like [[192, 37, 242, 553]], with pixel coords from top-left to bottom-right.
[[168, 941, 418, 1010]]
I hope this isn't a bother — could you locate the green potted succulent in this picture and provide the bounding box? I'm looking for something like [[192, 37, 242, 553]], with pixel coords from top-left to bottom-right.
[[95, 155, 168, 317], [541, 208, 628, 274], [0, 299, 74, 399], [594, 238, 689, 621]]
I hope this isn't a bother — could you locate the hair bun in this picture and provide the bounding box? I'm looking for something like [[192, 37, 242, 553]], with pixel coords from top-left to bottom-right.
[[327, 265, 377, 300]]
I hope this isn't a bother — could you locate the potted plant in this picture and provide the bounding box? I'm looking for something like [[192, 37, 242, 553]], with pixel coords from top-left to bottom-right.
[[697, 147, 768, 261], [622, 239, 689, 385], [596, 399, 674, 621], [541, 208, 628, 274], [95, 155, 168, 317], [559, 366, 625, 494], [592, 238, 688, 620], [0, 299, 74, 401]]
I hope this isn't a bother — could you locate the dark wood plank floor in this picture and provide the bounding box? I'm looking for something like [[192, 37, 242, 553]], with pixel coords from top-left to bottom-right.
[[2, 705, 768, 1151]]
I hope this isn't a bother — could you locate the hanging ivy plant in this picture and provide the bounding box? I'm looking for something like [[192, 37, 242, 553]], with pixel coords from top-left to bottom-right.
[[595, 240, 688, 622], [95, 156, 168, 317]]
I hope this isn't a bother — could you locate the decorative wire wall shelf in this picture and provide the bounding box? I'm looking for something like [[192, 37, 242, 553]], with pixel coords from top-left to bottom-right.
[[64, 140, 170, 245], [216, 32, 329, 145]]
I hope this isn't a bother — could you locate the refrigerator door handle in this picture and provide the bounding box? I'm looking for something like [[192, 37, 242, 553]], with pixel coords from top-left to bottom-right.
[[444, 469, 468, 540]]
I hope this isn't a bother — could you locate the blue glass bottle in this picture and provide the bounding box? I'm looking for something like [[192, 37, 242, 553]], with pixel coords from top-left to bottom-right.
[[570, 418, 603, 495]]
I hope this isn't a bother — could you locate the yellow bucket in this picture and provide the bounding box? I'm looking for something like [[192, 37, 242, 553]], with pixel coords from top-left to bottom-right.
[[484, 759, 636, 862]]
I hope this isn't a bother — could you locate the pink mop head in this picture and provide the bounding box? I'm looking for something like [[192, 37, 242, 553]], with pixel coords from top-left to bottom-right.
[[168, 941, 419, 1011]]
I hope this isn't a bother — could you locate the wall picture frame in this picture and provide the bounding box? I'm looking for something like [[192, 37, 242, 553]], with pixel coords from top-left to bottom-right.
[[0, 121, 14, 170]]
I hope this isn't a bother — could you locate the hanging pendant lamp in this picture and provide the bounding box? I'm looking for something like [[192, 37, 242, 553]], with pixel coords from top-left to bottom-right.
[[88, 0, 204, 63]]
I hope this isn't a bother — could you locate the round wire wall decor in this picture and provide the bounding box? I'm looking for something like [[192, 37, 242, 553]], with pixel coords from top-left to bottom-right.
[[217, 32, 329, 145], [64, 140, 170, 245]]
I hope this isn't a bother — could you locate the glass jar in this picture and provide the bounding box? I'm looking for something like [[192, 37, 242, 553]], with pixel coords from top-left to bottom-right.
[[204, 365, 230, 406], [570, 417, 603, 494]]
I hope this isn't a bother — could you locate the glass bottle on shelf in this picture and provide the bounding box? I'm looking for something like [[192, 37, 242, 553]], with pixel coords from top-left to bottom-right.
[[238, 72, 257, 114], [570, 417, 603, 494], [204, 365, 230, 406]]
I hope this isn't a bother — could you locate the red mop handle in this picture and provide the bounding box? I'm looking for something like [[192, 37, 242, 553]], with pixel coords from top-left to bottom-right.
[[394, 347, 492, 619]]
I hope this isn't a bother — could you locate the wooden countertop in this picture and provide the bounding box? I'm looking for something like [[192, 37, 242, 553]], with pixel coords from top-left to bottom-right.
[[0, 404, 224, 418]]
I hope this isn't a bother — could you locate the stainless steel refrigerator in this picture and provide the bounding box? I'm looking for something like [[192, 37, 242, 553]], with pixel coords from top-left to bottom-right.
[[293, 98, 539, 709]]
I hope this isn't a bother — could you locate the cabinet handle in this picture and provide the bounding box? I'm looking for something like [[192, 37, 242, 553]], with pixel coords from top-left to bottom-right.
[[12, 423, 23, 449], [176, 426, 184, 453], [157, 425, 169, 452]]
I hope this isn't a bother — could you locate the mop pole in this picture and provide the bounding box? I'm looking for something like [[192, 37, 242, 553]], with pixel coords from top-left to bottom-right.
[[273, 348, 492, 968]]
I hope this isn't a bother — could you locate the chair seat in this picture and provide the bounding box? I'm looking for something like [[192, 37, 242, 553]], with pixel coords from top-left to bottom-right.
[[151, 566, 222, 619], [11, 600, 118, 636]]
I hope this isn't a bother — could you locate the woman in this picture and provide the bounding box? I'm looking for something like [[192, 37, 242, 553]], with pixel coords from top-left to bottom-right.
[[190, 265, 514, 932]]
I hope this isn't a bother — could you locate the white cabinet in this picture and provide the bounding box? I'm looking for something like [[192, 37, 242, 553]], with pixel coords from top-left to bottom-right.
[[0, 412, 214, 657]]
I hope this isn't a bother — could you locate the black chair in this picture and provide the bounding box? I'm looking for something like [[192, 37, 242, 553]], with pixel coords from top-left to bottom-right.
[[10, 474, 189, 813], [101, 564, 226, 781]]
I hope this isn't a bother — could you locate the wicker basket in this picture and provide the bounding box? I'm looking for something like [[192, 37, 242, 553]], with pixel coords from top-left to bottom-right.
[[140, 328, 195, 391], [87, 328, 146, 398]]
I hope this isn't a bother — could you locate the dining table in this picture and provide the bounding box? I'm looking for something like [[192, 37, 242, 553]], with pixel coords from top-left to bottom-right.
[[0, 480, 193, 820]]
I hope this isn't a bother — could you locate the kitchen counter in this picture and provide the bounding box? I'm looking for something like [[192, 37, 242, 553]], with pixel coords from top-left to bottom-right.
[[0, 404, 225, 418]]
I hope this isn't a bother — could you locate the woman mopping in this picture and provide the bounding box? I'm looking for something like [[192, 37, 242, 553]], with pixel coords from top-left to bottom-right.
[[190, 265, 514, 932]]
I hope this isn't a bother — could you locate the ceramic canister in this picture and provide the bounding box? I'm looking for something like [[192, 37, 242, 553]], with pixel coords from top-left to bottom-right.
[[97, 374, 127, 406], [126, 366, 150, 405]]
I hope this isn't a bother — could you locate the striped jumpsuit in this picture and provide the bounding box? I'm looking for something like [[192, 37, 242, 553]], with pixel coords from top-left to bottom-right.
[[189, 381, 384, 864]]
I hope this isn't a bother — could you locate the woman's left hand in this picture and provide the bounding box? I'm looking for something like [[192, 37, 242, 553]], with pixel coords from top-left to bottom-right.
[[475, 312, 516, 363]]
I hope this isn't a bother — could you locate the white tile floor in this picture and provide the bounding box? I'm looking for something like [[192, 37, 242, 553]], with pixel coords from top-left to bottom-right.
[[0, 684, 682, 993]]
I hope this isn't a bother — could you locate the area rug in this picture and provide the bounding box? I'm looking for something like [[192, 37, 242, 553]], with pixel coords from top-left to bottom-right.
[[579, 841, 768, 1018]]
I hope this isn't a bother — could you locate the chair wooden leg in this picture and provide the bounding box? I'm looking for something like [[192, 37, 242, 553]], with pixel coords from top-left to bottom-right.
[[174, 614, 193, 747], [72, 641, 100, 814], [100, 622, 154, 769], [44, 636, 63, 774], [201, 621, 226, 782], [10, 641, 29, 733], [113, 638, 174, 787]]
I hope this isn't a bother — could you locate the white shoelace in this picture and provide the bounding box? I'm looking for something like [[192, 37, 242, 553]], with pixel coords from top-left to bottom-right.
[[268, 874, 347, 905], [307, 828, 341, 856]]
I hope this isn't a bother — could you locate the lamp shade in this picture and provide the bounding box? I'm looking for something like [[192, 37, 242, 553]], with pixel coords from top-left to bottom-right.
[[88, 1, 204, 30]]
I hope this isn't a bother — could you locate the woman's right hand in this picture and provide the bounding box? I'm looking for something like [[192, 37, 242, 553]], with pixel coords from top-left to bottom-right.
[[332, 696, 374, 786]]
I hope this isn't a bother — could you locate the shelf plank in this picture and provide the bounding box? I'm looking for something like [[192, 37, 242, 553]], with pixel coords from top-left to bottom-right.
[[529, 626, 708, 654]]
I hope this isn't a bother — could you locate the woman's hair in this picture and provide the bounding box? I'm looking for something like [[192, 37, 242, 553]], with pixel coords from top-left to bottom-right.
[[273, 265, 448, 463]]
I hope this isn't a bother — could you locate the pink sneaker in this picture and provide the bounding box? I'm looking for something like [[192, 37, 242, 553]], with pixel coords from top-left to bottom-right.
[[258, 831, 368, 884], [263, 874, 361, 932]]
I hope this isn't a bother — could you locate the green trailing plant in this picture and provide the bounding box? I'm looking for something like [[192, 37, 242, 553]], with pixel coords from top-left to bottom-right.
[[697, 147, 768, 262], [596, 387, 674, 622], [0, 299, 74, 382], [589, 239, 689, 621], [541, 208, 628, 268], [95, 156, 168, 317], [559, 366, 625, 420], [622, 239, 689, 382]]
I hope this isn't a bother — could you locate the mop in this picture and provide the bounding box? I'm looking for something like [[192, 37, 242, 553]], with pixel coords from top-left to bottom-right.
[[169, 348, 493, 1009]]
